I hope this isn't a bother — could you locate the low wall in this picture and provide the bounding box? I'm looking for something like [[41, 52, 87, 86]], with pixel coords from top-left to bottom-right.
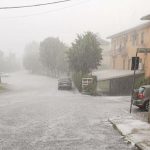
[[97, 73, 144, 96]]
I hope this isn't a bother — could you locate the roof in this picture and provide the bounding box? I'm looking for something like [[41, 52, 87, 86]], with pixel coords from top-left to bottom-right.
[[108, 22, 150, 39], [141, 14, 150, 20], [93, 69, 144, 80], [141, 85, 150, 88]]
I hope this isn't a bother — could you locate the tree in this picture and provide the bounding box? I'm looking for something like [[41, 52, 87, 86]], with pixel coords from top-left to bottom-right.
[[39, 37, 68, 76], [0, 50, 20, 73], [5, 53, 20, 72], [68, 32, 102, 74], [23, 42, 43, 73]]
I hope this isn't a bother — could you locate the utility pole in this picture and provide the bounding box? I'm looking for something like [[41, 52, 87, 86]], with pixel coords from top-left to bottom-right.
[[130, 50, 138, 113], [148, 103, 150, 123]]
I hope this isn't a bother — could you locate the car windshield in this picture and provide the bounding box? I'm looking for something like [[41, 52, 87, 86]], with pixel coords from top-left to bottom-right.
[[59, 78, 71, 81]]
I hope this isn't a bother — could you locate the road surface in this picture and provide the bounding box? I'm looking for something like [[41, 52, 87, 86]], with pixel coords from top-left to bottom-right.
[[0, 72, 138, 150]]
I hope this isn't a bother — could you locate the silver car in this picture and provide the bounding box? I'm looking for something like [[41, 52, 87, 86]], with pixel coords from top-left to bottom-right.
[[58, 78, 72, 90]]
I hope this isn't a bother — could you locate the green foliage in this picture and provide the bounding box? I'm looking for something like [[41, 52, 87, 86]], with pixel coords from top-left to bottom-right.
[[135, 76, 150, 88], [39, 37, 68, 76], [67, 32, 102, 74], [84, 76, 97, 95], [72, 72, 83, 92], [0, 84, 7, 91], [23, 42, 43, 73], [0, 50, 20, 73], [72, 72, 97, 95]]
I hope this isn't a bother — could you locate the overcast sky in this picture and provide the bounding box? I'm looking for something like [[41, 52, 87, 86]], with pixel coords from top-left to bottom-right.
[[0, 0, 150, 56]]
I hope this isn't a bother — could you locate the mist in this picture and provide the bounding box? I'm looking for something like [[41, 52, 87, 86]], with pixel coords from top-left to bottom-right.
[[0, 0, 150, 57], [0, 1, 150, 149]]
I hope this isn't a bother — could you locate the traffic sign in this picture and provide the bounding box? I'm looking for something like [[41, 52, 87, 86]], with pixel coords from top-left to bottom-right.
[[137, 48, 150, 53], [131, 57, 139, 70]]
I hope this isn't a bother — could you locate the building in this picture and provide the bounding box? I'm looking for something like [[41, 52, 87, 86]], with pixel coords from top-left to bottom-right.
[[93, 70, 143, 96], [108, 22, 150, 77]]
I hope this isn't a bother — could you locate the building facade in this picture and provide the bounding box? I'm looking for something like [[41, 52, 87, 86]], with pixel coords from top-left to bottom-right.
[[108, 22, 150, 77]]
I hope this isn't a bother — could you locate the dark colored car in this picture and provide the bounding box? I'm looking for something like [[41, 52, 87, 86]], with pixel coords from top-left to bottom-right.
[[133, 85, 150, 111], [58, 78, 72, 90]]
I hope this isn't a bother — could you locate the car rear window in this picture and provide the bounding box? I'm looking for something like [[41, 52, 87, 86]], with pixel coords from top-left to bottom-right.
[[139, 87, 145, 93]]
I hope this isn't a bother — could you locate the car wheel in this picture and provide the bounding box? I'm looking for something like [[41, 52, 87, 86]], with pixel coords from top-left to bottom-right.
[[145, 101, 149, 111]]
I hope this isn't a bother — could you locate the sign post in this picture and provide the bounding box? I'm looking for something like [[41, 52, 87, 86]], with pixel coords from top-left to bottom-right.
[[130, 50, 138, 113]]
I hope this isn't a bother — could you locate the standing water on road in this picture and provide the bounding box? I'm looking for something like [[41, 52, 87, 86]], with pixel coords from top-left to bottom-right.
[[0, 0, 149, 149], [0, 72, 137, 149]]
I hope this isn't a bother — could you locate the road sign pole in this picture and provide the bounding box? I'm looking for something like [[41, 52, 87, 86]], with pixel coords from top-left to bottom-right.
[[130, 50, 138, 113], [148, 102, 150, 123]]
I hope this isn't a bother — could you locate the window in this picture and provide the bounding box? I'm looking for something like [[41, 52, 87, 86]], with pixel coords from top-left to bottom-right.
[[131, 32, 137, 46], [141, 32, 144, 45], [136, 34, 139, 45], [113, 40, 116, 49]]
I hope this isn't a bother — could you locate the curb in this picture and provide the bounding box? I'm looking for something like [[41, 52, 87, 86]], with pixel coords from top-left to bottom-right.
[[135, 143, 149, 150], [135, 143, 144, 150], [108, 119, 143, 150]]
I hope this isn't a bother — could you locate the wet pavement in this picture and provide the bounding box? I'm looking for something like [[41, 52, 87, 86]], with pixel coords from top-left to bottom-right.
[[0, 72, 138, 150]]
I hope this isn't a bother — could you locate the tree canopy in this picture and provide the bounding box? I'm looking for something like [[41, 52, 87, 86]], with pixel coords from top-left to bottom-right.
[[23, 42, 43, 73], [39, 37, 68, 76], [0, 50, 20, 72], [67, 32, 102, 74]]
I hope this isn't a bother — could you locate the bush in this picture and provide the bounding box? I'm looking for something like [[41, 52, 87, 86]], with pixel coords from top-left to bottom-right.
[[72, 72, 83, 92], [84, 75, 97, 95], [72, 72, 97, 95], [0, 84, 7, 91], [135, 76, 150, 88]]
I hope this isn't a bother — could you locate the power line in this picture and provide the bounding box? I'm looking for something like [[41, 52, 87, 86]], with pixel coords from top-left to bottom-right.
[[1, 0, 91, 19], [0, 0, 71, 10]]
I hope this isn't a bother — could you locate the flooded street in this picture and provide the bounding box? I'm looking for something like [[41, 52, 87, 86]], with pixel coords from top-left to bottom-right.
[[0, 72, 137, 150], [0, 0, 149, 149]]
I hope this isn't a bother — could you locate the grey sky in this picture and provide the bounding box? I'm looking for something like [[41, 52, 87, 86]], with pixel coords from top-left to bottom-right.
[[0, 0, 150, 56]]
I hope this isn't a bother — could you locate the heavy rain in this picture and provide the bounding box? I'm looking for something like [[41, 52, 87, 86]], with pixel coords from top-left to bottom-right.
[[0, 0, 150, 149]]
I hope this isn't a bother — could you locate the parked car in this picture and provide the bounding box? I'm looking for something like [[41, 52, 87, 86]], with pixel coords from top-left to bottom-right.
[[133, 85, 150, 111], [58, 77, 72, 90]]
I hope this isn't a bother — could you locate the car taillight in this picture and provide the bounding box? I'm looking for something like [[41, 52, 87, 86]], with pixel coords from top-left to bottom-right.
[[138, 93, 145, 99]]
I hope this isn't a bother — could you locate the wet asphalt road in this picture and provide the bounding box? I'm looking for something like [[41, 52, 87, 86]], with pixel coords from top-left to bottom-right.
[[0, 72, 138, 150]]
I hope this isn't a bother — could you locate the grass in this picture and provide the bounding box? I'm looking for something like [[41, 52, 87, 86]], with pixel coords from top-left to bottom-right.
[[0, 84, 8, 92]]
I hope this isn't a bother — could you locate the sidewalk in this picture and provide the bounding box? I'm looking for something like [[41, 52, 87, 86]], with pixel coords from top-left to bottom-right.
[[109, 116, 150, 150]]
